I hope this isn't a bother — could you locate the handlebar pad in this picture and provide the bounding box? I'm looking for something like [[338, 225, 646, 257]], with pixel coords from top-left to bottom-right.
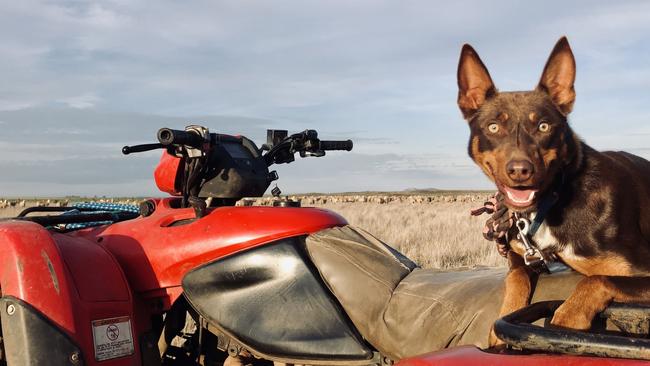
[[157, 128, 204, 147], [319, 140, 353, 151]]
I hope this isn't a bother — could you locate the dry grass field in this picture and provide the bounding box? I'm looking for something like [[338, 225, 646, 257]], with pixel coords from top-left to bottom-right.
[[0, 205, 24, 218], [0, 193, 506, 269], [311, 201, 505, 269]]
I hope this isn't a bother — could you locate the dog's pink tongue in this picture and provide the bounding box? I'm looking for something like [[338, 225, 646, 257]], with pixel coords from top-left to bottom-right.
[[502, 186, 537, 206]]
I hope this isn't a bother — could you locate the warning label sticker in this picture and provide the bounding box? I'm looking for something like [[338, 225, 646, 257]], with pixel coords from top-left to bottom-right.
[[92, 316, 135, 361]]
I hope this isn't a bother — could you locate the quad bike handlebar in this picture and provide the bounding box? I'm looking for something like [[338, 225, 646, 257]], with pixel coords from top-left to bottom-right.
[[122, 125, 353, 212], [261, 129, 353, 165], [122, 127, 352, 166]]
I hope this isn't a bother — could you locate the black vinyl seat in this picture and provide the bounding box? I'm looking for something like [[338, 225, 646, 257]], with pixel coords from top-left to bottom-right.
[[305, 225, 584, 360]]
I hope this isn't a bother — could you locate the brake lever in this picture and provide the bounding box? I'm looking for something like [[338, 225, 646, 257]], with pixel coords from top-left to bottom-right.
[[299, 150, 325, 158], [122, 143, 164, 155]]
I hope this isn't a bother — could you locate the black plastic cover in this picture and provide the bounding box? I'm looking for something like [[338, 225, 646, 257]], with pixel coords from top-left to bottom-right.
[[181, 237, 373, 361], [198, 136, 270, 199], [0, 296, 83, 365]]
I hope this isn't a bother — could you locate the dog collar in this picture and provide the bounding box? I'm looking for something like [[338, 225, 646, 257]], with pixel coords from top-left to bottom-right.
[[528, 191, 558, 237], [514, 191, 566, 274]]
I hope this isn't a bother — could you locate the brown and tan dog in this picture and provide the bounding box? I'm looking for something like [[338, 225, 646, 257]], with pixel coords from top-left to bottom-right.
[[457, 37, 650, 345]]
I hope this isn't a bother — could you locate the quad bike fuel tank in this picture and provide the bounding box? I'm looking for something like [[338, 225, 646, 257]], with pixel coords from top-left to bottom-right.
[[182, 237, 374, 363]]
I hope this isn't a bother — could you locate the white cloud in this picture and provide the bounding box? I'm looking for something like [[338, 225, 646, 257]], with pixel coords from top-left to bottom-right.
[[57, 94, 101, 109], [0, 100, 35, 111]]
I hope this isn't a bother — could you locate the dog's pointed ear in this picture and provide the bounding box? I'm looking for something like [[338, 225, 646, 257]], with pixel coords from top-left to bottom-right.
[[457, 44, 497, 120], [538, 36, 576, 115]]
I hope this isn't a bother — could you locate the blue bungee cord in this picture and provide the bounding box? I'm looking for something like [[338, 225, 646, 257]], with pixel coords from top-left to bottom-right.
[[63, 202, 140, 230]]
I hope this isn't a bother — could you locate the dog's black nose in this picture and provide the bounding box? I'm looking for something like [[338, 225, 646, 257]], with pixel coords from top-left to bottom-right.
[[506, 160, 534, 182]]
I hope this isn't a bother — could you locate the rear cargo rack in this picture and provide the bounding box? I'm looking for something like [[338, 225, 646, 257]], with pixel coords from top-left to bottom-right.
[[2, 202, 140, 231], [494, 300, 650, 360]]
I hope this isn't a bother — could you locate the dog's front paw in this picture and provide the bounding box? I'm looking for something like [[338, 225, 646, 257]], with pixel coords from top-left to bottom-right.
[[488, 326, 505, 348], [550, 302, 592, 330]]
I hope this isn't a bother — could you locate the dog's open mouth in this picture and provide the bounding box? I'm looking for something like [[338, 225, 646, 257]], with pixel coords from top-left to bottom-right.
[[498, 183, 538, 208]]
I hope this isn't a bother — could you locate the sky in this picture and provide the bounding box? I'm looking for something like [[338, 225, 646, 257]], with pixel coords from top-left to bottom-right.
[[1, 0, 650, 197]]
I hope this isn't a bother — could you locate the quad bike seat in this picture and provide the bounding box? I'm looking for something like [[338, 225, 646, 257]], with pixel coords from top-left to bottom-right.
[[305, 225, 585, 360]]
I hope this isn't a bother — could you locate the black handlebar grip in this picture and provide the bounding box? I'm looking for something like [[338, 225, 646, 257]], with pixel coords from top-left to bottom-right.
[[157, 128, 204, 147], [319, 140, 353, 151]]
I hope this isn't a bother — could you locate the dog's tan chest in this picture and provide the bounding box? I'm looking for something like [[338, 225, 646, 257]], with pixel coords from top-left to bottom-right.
[[558, 249, 635, 276]]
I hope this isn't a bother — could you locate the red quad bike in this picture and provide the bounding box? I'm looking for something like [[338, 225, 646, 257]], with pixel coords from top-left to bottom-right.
[[1, 125, 650, 366]]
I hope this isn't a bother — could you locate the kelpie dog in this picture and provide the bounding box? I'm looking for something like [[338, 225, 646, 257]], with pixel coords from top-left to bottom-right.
[[457, 37, 650, 345]]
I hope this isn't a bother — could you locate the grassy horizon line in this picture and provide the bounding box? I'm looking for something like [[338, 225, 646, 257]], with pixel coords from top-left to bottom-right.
[[0, 189, 494, 201]]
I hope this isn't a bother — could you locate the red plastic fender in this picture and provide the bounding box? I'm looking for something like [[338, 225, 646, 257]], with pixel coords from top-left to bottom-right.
[[54, 233, 140, 366], [0, 220, 139, 366], [0, 221, 77, 335], [154, 151, 182, 196], [396, 346, 650, 366]]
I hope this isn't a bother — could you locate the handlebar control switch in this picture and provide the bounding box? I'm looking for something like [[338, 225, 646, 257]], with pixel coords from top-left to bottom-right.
[[267, 129, 288, 149], [184, 125, 210, 158]]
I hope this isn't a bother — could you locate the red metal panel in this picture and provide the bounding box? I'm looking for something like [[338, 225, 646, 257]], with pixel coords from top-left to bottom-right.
[[396, 346, 650, 366]]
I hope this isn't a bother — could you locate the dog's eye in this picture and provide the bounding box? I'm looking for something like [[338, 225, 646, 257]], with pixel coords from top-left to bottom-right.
[[487, 123, 499, 133], [538, 122, 550, 133]]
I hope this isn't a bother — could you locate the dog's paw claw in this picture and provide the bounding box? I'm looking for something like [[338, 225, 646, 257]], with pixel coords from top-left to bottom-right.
[[550, 306, 592, 330]]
